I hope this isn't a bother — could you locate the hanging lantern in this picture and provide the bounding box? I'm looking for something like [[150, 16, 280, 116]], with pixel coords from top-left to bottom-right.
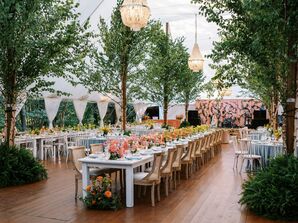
[[188, 14, 204, 72], [120, 0, 151, 31]]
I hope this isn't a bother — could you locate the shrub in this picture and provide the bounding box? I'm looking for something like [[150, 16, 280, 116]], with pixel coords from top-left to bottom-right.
[[179, 120, 191, 128], [0, 144, 47, 188], [81, 175, 121, 210], [239, 155, 298, 221]]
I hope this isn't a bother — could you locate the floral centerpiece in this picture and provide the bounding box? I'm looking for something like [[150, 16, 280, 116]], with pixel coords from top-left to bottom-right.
[[108, 140, 124, 160], [145, 120, 154, 129], [81, 175, 121, 210], [176, 114, 184, 121], [100, 125, 111, 136], [142, 115, 150, 121], [273, 128, 282, 141]]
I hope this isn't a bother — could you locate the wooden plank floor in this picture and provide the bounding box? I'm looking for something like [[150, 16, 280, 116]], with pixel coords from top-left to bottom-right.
[[0, 144, 291, 223]]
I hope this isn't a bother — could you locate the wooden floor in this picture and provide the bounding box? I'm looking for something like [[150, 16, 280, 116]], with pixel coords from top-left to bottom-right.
[[0, 144, 291, 223]]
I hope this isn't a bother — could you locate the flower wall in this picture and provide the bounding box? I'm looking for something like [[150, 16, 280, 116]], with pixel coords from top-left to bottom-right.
[[196, 99, 267, 127]]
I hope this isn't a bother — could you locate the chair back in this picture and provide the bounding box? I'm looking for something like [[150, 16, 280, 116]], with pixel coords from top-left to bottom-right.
[[205, 134, 211, 149], [145, 152, 164, 182], [191, 139, 198, 159], [90, 144, 103, 154], [182, 141, 194, 162], [239, 139, 250, 155], [71, 146, 86, 174], [200, 136, 205, 151], [195, 138, 202, 155], [173, 144, 184, 168], [161, 147, 177, 174], [231, 136, 238, 152]]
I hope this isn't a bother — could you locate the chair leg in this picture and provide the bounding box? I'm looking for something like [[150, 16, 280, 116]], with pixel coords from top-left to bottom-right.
[[169, 175, 173, 192], [115, 171, 118, 191], [178, 170, 181, 184], [174, 171, 177, 190], [236, 155, 239, 169], [157, 184, 160, 201], [66, 149, 70, 163], [151, 184, 155, 207], [138, 185, 141, 198], [185, 164, 188, 180], [259, 159, 262, 170], [75, 178, 78, 199], [239, 158, 245, 174], [165, 176, 169, 196], [233, 155, 237, 169], [143, 185, 147, 196], [120, 170, 123, 190]]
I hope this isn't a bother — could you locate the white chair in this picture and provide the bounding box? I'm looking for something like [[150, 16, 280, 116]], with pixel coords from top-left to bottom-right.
[[231, 136, 248, 169], [239, 139, 262, 173], [43, 138, 55, 160], [53, 137, 65, 161]]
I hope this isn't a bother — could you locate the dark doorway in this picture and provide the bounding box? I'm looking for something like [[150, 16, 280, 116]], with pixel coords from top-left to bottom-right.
[[251, 110, 269, 129], [145, 106, 160, 119], [188, 110, 201, 126]]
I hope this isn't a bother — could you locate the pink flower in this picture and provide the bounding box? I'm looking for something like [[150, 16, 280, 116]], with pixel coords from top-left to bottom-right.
[[123, 140, 129, 150]]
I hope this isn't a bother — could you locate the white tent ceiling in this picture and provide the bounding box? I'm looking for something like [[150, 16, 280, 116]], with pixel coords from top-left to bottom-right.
[[42, 0, 244, 101]]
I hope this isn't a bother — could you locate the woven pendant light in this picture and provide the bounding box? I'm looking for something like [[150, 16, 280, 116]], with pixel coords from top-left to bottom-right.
[[120, 0, 151, 31], [188, 14, 204, 72]]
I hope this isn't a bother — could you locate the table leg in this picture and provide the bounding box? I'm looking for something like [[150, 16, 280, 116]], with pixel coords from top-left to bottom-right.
[[125, 167, 134, 207], [82, 163, 89, 198], [40, 139, 44, 160], [33, 139, 37, 158]]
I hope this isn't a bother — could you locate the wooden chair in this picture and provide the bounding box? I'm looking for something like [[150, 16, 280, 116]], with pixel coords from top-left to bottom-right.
[[90, 144, 104, 154], [181, 141, 194, 180], [134, 152, 164, 207], [239, 139, 262, 173], [172, 144, 185, 189], [71, 146, 105, 199], [190, 139, 198, 173], [161, 147, 177, 196], [202, 135, 210, 163], [194, 137, 203, 170]]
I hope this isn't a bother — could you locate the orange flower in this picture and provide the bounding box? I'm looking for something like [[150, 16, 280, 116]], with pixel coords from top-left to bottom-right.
[[97, 176, 103, 182], [104, 190, 112, 198], [86, 185, 91, 192], [92, 200, 96, 205]]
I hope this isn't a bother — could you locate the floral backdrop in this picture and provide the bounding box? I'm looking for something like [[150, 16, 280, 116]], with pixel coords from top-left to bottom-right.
[[196, 99, 266, 127]]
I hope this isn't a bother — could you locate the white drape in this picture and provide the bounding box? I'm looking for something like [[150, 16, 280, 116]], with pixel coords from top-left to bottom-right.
[[133, 103, 149, 122], [114, 103, 122, 124], [73, 99, 88, 125], [15, 92, 27, 117], [97, 101, 109, 127], [44, 97, 62, 128]]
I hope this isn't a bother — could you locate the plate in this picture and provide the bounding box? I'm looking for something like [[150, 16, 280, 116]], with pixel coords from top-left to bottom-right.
[[89, 154, 98, 158], [125, 156, 142, 160]]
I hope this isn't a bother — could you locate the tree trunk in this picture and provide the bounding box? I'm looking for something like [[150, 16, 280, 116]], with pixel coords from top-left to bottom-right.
[[4, 104, 17, 146], [20, 107, 27, 131], [185, 98, 189, 122], [295, 62, 298, 156], [285, 39, 297, 154], [121, 69, 127, 131], [4, 46, 17, 146], [163, 96, 168, 126], [270, 93, 279, 132]]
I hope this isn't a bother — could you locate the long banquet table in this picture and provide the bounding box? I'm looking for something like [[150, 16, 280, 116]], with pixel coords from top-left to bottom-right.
[[79, 134, 205, 207]]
